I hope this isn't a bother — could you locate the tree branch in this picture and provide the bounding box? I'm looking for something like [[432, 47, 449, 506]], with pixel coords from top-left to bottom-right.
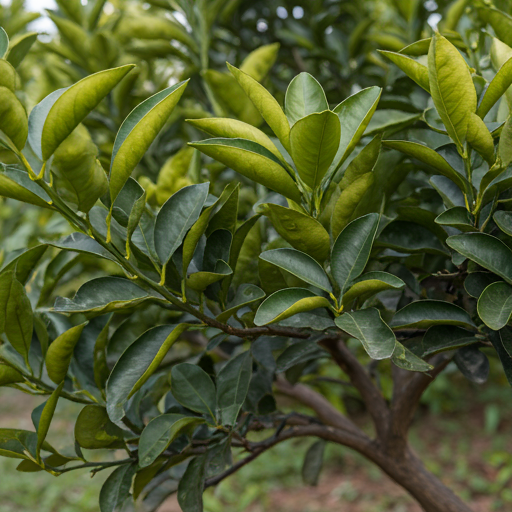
[[318, 337, 389, 439], [387, 353, 452, 453], [205, 423, 374, 489]]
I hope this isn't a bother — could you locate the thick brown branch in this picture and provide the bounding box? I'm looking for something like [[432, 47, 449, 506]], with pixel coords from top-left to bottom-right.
[[319, 337, 389, 439], [275, 377, 364, 437], [388, 353, 452, 452]]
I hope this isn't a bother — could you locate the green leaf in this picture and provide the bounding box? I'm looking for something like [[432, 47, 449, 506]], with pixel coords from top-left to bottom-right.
[[465, 272, 501, 298], [170, 363, 217, 423], [45, 322, 88, 384], [31, 65, 134, 161], [494, 210, 512, 238], [53, 277, 153, 315], [0, 27, 8, 58], [217, 284, 265, 323], [93, 315, 112, 393], [378, 51, 430, 91], [216, 351, 252, 426], [381, 140, 469, 192], [480, 8, 512, 48], [435, 207, 474, 231], [285, 72, 328, 125], [478, 56, 512, 119], [335, 308, 396, 359], [0, 60, 17, 92], [392, 342, 433, 372], [276, 341, 325, 372], [182, 183, 237, 276], [331, 213, 379, 296], [139, 414, 205, 468], [35, 382, 64, 462], [290, 110, 340, 189], [339, 134, 381, 189], [228, 63, 291, 150], [75, 405, 125, 450], [341, 271, 405, 308], [46, 232, 118, 264], [0, 166, 53, 208], [0, 364, 24, 387], [1, 245, 48, 284], [446, 232, 512, 284], [110, 80, 188, 203], [155, 183, 210, 265], [302, 440, 326, 486], [454, 346, 489, 384], [412, 325, 478, 357], [390, 300, 475, 329], [330, 86, 382, 171], [477, 281, 512, 330], [177, 455, 207, 512], [7, 32, 37, 68], [2, 275, 33, 366], [186, 260, 232, 292], [488, 328, 512, 387], [254, 288, 331, 326], [378, 220, 449, 256], [428, 33, 477, 149], [190, 139, 301, 202], [99, 463, 136, 512], [51, 124, 108, 213], [256, 203, 330, 262], [498, 116, 512, 169], [0, 86, 27, 150], [187, 117, 284, 162], [466, 113, 495, 165], [259, 248, 332, 293], [106, 324, 188, 423], [332, 173, 374, 239]]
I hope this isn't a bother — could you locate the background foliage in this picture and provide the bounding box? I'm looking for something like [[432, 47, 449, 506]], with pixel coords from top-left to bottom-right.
[[1, 0, 512, 511]]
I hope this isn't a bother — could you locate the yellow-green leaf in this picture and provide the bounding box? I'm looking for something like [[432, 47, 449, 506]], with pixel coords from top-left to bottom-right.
[[0, 86, 27, 151], [466, 113, 495, 165], [228, 63, 291, 150], [110, 80, 188, 202], [190, 138, 301, 202], [186, 117, 283, 162], [38, 65, 135, 161], [428, 33, 477, 148], [256, 203, 331, 262], [254, 288, 331, 325], [331, 173, 374, 239], [379, 51, 430, 92], [45, 323, 88, 384], [290, 110, 340, 189]]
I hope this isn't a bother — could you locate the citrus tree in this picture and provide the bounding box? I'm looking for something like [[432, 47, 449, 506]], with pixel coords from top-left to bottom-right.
[[1, 2, 512, 512]]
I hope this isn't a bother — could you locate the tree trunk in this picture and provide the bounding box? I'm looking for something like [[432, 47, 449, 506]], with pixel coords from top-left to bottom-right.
[[368, 445, 473, 512]]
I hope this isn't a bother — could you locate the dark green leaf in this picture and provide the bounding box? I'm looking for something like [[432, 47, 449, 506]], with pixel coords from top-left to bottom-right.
[[392, 342, 433, 372], [454, 346, 489, 384], [155, 183, 210, 265], [75, 405, 125, 450], [177, 455, 207, 512], [259, 248, 332, 293], [447, 232, 512, 284], [106, 324, 188, 423], [477, 281, 512, 330], [99, 463, 137, 512], [216, 284, 265, 323], [335, 308, 396, 359], [390, 300, 475, 329], [302, 440, 325, 486], [139, 414, 205, 468], [331, 213, 379, 296], [170, 364, 217, 423]]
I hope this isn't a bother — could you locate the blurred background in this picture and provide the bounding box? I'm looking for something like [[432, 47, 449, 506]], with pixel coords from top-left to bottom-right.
[[0, 0, 511, 510]]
